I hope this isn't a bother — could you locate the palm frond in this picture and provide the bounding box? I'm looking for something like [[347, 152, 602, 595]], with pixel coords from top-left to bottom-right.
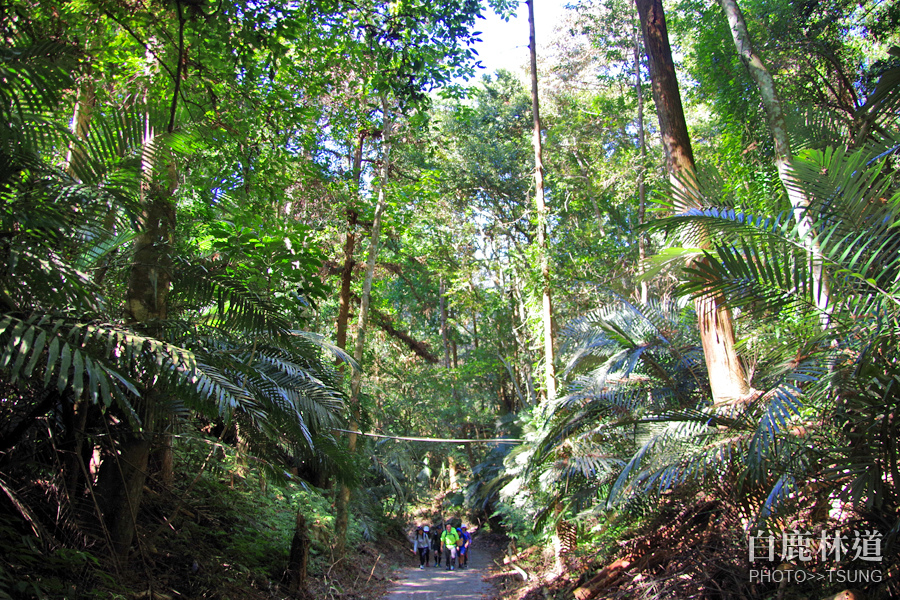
[[649, 144, 900, 330], [0, 41, 74, 158], [7, 246, 108, 313], [787, 105, 852, 152], [170, 258, 296, 336], [857, 46, 900, 127]]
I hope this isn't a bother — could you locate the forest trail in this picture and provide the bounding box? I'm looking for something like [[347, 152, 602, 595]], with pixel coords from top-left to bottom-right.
[[383, 534, 504, 600]]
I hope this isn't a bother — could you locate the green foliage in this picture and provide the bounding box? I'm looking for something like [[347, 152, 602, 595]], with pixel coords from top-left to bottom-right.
[[518, 129, 900, 531], [654, 139, 900, 522], [206, 211, 329, 321], [0, 41, 74, 158], [436, 70, 535, 232], [0, 7, 367, 583], [0, 436, 362, 598], [0, 514, 110, 600], [4, 0, 900, 594], [183, 471, 342, 576], [513, 297, 709, 520], [490, 501, 540, 547], [1, 2, 352, 434]]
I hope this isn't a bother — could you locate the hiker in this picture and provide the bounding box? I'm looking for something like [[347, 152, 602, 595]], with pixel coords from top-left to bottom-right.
[[431, 523, 442, 566], [440, 522, 460, 571], [412, 525, 430, 569], [457, 524, 471, 569], [422, 525, 432, 566]]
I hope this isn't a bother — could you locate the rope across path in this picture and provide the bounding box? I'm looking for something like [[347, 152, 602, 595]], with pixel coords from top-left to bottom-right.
[[332, 429, 522, 445]]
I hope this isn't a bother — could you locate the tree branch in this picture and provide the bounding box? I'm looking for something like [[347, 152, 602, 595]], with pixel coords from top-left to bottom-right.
[[168, 0, 186, 133]]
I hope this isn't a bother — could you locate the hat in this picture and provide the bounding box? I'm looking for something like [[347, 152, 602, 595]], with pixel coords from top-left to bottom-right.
[[461, 525, 467, 529], [416, 525, 422, 530], [423, 526, 430, 532]]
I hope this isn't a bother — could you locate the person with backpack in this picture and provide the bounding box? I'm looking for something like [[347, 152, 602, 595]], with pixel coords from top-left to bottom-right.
[[431, 523, 442, 567], [457, 524, 471, 569], [412, 525, 430, 569], [440, 522, 460, 571]]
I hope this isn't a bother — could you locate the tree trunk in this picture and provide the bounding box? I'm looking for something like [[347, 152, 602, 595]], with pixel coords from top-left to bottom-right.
[[63, 399, 90, 498], [472, 308, 479, 350], [336, 131, 367, 352], [96, 95, 180, 551], [440, 277, 451, 369], [288, 510, 311, 595], [334, 99, 392, 556], [102, 171, 176, 555], [448, 454, 459, 491], [330, 131, 366, 533], [633, 26, 649, 304], [66, 80, 95, 176], [527, 0, 557, 402], [151, 414, 174, 487], [717, 0, 829, 320], [635, 0, 695, 179], [553, 518, 575, 575], [512, 275, 537, 406], [636, 0, 750, 403], [96, 434, 153, 556], [124, 181, 176, 325], [336, 221, 357, 351]]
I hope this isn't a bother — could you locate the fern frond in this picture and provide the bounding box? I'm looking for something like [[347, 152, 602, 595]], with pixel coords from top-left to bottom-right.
[[857, 46, 900, 126], [0, 41, 74, 154], [170, 258, 294, 336], [8, 248, 106, 314]]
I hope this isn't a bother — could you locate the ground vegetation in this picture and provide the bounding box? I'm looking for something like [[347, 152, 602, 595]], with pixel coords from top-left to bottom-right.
[[1, 0, 899, 598]]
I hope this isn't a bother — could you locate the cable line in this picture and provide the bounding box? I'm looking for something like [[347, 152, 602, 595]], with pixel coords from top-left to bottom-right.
[[332, 429, 522, 444]]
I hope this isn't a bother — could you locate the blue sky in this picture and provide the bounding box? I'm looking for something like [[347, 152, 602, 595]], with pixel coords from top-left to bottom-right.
[[470, 0, 571, 76]]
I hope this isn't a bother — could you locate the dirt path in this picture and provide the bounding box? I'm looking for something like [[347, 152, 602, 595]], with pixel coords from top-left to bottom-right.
[[383, 535, 502, 600]]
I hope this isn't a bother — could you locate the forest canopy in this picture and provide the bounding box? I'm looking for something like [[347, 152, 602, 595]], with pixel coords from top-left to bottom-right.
[[1, 0, 899, 598]]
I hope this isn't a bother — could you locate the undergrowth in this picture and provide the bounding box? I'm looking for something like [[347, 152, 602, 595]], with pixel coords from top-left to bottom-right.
[[0, 432, 398, 600]]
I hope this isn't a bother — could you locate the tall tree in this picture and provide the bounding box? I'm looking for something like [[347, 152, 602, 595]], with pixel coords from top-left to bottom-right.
[[334, 100, 392, 556], [327, 0, 486, 553], [547, 0, 666, 301], [0, 3, 350, 564], [104, 129, 178, 556], [716, 0, 829, 319], [633, 23, 649, 304], [98, 3, 185, 552], [432, 72, 541, 412], [336, 129, 370, 355], [527, 0, 558, 401], [635, 0, 750, 402]]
